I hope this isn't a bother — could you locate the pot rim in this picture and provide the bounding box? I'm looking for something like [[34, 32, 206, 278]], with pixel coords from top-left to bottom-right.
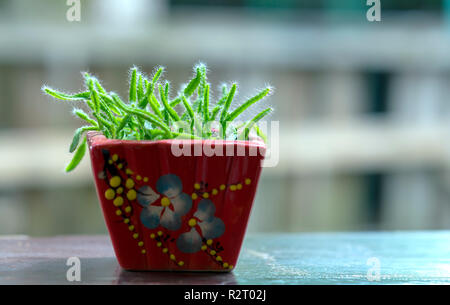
[[86, 131, 266, 150]]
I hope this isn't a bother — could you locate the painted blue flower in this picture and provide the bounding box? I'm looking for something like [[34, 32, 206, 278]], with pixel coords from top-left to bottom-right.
[[137, 174, 192, 231], [176, 199, 225, 253]]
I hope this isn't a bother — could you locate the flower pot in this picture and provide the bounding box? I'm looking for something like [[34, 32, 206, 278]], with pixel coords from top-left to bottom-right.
[[86, 132, 265, 271]]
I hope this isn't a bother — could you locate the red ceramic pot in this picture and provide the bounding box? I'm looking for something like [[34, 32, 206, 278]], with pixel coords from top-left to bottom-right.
[[87, 132, 265, 271]]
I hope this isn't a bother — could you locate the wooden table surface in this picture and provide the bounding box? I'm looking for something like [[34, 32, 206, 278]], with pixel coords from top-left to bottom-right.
[[1, 232, 449, 285]]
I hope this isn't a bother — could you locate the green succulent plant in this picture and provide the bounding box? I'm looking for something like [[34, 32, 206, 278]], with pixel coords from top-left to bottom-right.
[[42, 63, 273, 172]]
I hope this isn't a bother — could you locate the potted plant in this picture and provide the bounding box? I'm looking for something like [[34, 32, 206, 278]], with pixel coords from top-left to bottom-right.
[[43, 63, 272, 271]]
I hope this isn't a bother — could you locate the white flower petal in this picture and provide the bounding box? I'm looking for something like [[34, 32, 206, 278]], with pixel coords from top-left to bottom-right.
[[156, 174, 183, 198], [160, 208, 181, 231], [176, 228, 203, 253], [137, 186, 160, 207], [140, 205, 163, 229], [198, 218, 225, 240], [171, 193, 192, 216], [194, 199, 216, 222]]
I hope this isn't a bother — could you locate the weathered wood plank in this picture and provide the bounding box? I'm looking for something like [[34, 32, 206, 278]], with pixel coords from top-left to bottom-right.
[[0, 232, 449, 284]]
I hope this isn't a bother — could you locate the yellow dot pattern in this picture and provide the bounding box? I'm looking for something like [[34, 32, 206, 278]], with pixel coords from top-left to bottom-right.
[[105, 153, 247, 265], [126, 189, 137, 201], [105, 189, 115, 200], [126, 168, 134, 175], [201, 240, 232, 270], [161, 197, 170, 207], [109, 176, 121, 188], [149, 230, 186, 267], [125, 178, 135, 189], [188, 218, 197, 227], [103, 154, 152, 256], [105, 154, 168, 256], [191, 177, 252, 201], [113, 196, 124, 207]]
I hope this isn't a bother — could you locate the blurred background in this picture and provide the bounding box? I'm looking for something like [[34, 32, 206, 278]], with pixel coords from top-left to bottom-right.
[[1, 0, 450, 236]]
